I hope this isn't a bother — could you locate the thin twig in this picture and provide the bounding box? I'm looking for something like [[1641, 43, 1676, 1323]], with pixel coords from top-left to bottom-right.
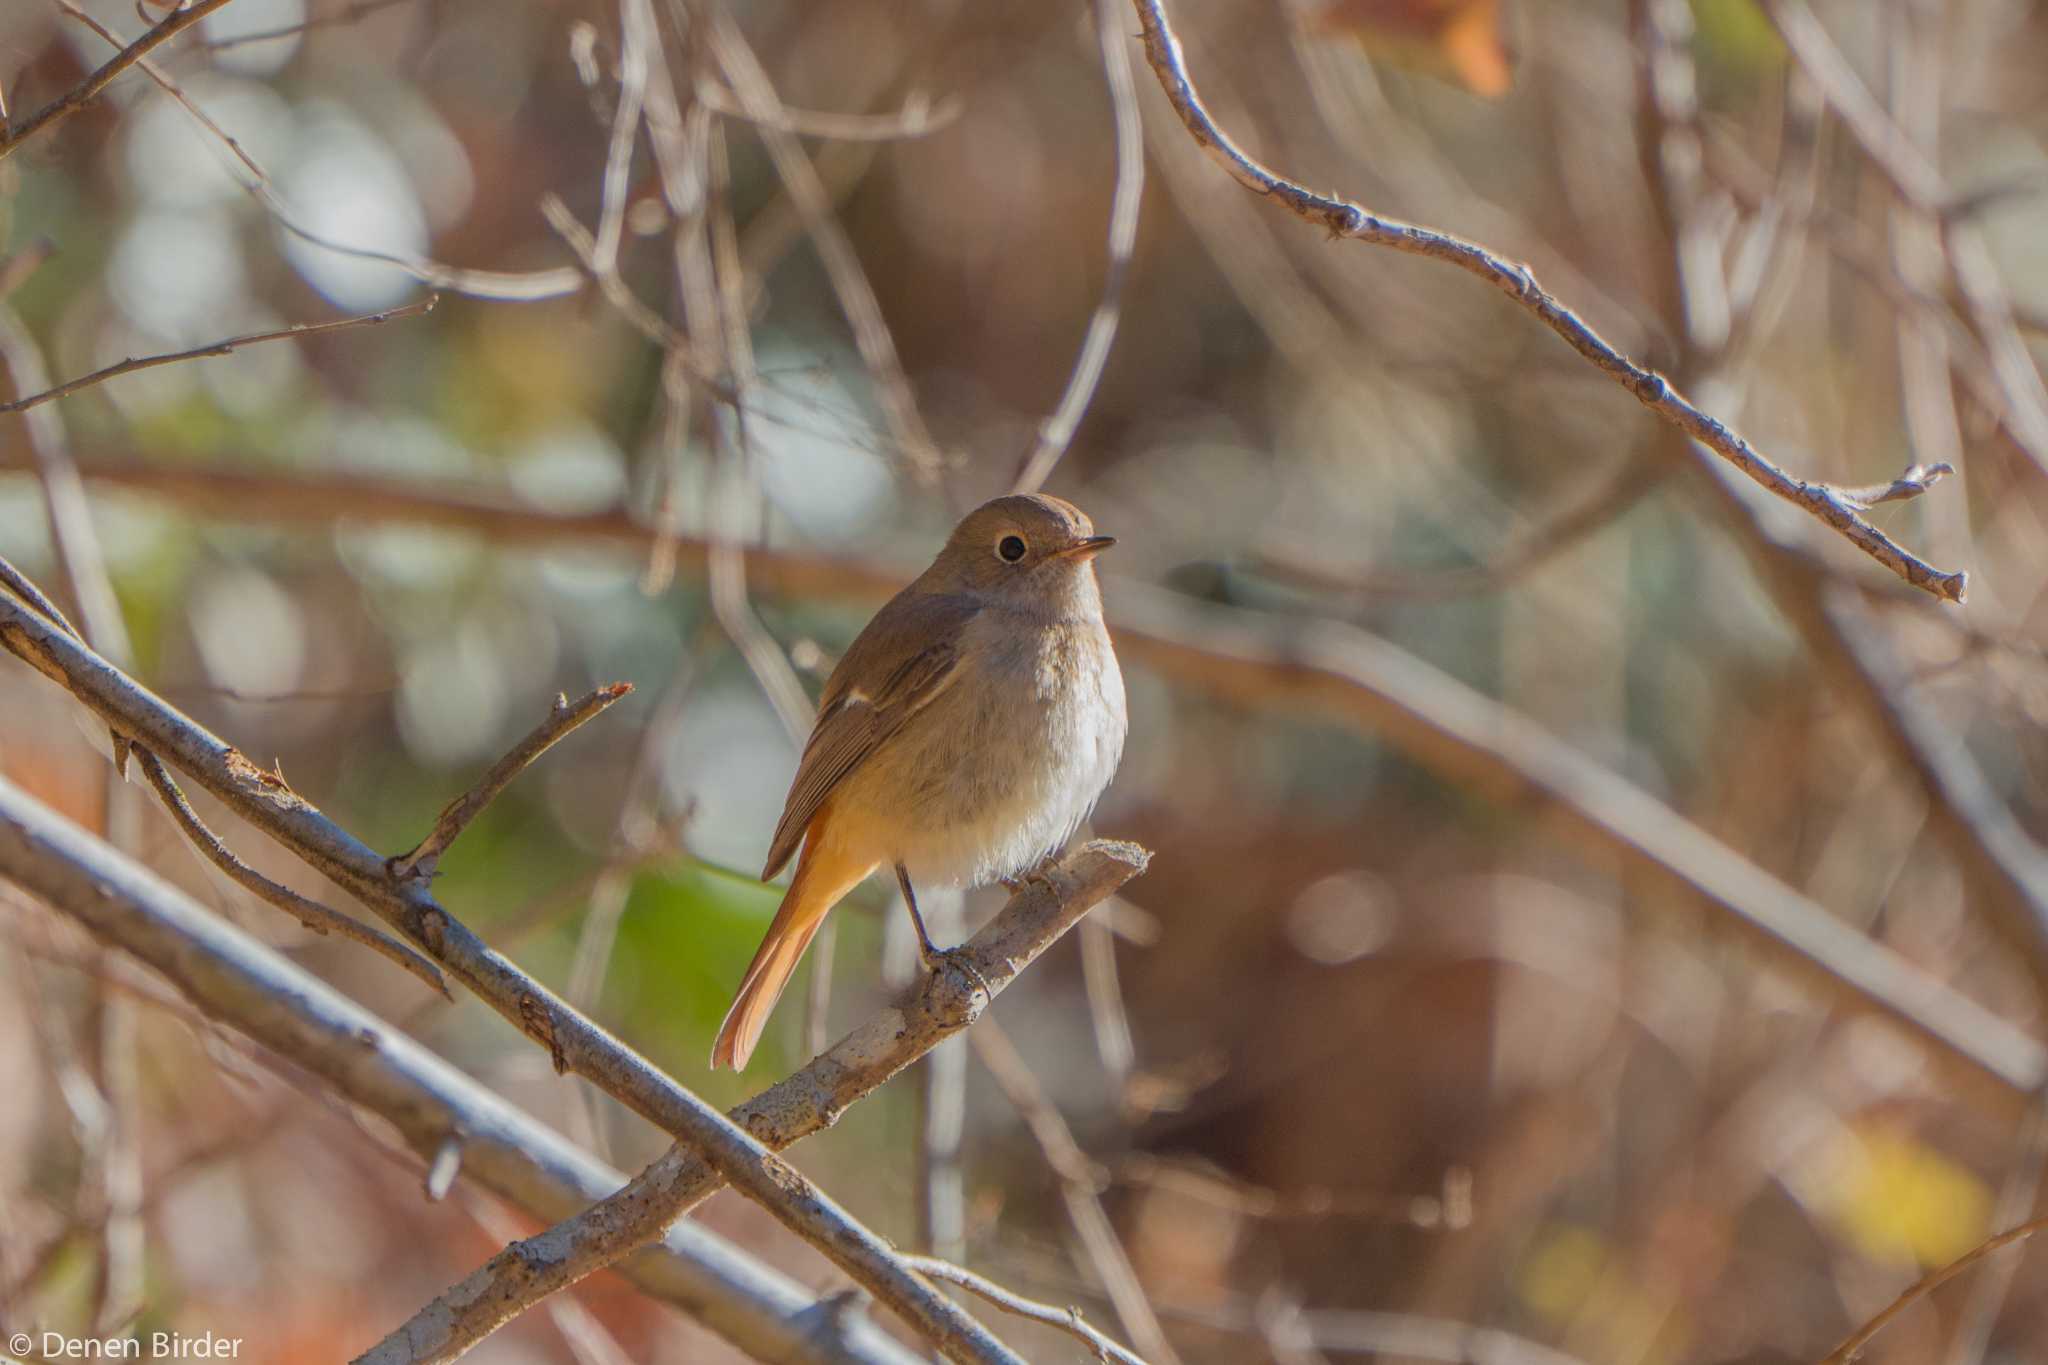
[[972, 1018, 1183, 1365], [0, 0, 239, 161], [258, 187, 586, 302], [1761, 0, 2048, 479], [1126, 0, 1967, 603], [541, 191, 691, 349], [1079, 910, 1136, 1085], [1833, 462, 1956, 510], [906, 1256, 1151, 1365], [0, 555, 83, 641], [590, 0, 653, 281], [704, 2, 944, 483], [0, 298, 437, 415], [1012, 0, 1144, 494], [0, 309, 133, 670], [1251, 453, 1669, 603], [203, 0, 417, 51], [698, 82, 961, 142], [1115, 1154, 1470, 1227], [56, 0, 270, 186], [390, 683, 634, 882], [133, 748, 449, 997], [1817, 1213, 2048, 1365]]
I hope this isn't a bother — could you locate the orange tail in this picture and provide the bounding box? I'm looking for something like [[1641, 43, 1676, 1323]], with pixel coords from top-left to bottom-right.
[[711, 834, 875, 1071]]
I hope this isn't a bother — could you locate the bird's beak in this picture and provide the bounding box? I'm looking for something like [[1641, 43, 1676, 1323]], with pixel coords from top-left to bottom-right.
[[1058, 535, 1116, 560]]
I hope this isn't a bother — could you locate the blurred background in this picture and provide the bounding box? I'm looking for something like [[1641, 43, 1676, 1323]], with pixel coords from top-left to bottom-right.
[[4, 0, 2048, 1359]]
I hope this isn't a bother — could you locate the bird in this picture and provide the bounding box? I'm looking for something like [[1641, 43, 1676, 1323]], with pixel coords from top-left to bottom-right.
[[711, 494, 1127, 1070]]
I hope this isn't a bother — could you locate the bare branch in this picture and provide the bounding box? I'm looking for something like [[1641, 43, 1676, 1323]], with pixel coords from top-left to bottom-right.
[[590, 0, 653, 281], [972, 1019, 1180, 1364], [0, 591, 1032, 1365], [540, 192, 690, 349], [0, 310, 132, 664], [0, 0, 239, 162], [132, 747, 449, 997], [260, 192, 587, 302], [57, 0, 271, 186], [0, 776, 927, 1365], [389, 684, 634, 883], [1761, 0, 2048, 480], [1126, 0, 1967, 603], [360, 842, 1151, 1363], [1818, 1213, 2048, 1365], [705, 3, 945, 483], [0, 554, 83, 642], [905, 1256, 1151, 1365], [1105, 580, 2045, 1107], [1012, 0, 1144, 495], [0, 298, 437, 416], [1252, 453, 1668, 603], [698, 82, 961, 142]]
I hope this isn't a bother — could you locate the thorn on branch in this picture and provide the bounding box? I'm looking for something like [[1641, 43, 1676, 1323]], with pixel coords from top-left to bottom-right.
[[389, 683, 634, 883]]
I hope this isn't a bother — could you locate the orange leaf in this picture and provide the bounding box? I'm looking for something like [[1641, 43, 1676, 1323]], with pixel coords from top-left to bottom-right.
[[1309, 0, 1514, 98]]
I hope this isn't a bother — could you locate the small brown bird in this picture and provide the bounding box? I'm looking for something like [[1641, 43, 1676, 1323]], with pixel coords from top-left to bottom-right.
[[711, 494, 1127, 1070]]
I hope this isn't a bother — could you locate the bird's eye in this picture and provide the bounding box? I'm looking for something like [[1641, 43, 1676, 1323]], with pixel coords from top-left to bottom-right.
[[997, 534, 1027, 563]]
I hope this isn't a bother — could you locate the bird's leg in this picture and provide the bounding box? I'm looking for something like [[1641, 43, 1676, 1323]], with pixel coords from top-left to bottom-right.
[[895, 862, 942, 971]]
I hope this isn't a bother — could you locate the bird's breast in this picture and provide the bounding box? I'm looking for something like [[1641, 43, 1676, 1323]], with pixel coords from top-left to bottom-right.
[[845, 614, 1125, 887]]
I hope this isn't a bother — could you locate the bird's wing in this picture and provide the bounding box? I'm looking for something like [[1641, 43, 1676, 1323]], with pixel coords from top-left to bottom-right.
[[760, 593, 980, 880]]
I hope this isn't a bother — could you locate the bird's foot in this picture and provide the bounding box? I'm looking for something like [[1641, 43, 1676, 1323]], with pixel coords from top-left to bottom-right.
[[917, 941, 992, 997], [999, 853, 1063, 898]]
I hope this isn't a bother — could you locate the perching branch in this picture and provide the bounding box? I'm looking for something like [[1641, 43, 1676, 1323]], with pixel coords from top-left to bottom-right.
[[0, 298, 438, 416], [389, 684, 633, 882], [1125, 0, 1967, 603], [0, 776, 926, 1365], [0, 583, 1028, 1365], [361, 841, 1151, 1364]]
